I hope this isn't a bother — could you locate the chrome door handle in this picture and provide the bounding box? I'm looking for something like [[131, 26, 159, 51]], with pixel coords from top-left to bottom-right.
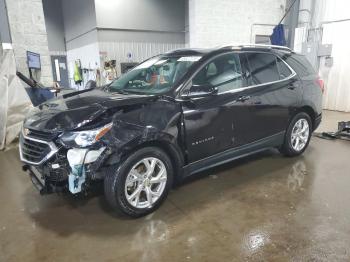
[[288, 82, 300, 90], [237, 95, 251, 102]]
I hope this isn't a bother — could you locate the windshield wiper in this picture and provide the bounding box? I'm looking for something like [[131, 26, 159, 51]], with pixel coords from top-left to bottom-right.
[[108, 88, 130, 95]]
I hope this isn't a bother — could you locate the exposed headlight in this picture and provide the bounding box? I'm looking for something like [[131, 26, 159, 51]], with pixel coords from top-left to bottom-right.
[[59, 123, 113, 147]]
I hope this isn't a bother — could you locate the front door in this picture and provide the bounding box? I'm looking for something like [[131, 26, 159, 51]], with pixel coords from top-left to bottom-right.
[[181, 52, 252, 163]]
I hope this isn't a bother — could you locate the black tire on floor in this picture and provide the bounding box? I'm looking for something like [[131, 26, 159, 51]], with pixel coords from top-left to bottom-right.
[[279, 112, 312, 157], [104, 147, 173, 218]]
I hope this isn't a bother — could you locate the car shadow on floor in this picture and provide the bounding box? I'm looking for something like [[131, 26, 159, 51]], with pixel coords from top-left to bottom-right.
[[23, 148, 310, 237]]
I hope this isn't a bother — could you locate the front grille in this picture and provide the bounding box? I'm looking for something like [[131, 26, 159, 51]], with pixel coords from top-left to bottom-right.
[[26, 129, 58, 141], [19, 133, 58, 165]]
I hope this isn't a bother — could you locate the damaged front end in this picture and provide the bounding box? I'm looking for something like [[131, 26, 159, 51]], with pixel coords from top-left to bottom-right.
[[20, 124, 112, 195]]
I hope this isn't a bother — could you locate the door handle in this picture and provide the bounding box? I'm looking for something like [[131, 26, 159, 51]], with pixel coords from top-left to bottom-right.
[[288, 82, 300, 90], [237, 95, 251, 102]]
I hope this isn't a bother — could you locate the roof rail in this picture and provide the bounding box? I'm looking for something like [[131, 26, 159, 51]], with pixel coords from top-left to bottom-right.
[[220, 43, 292, 52]]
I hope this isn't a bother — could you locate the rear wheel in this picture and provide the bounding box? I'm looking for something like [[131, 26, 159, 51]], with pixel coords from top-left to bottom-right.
[[104, 147, 173, 217], [280, 112, 312, 157]]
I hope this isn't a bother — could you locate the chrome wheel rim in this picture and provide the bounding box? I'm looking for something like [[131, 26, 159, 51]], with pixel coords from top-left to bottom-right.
[[125, 157, 167, 209], [291, 119, 310, 152]]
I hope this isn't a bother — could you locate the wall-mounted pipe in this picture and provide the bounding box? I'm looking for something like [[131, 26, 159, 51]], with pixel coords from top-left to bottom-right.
[[321, 18, 350, 25], [66, 27, 186, 44]]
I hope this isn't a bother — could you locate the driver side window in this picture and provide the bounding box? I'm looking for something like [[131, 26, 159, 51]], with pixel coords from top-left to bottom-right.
[[192, 53, 243, 93]]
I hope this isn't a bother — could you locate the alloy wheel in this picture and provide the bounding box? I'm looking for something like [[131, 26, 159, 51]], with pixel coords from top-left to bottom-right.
[[291, 119, 310, 152], [124, 157, 167, 209]]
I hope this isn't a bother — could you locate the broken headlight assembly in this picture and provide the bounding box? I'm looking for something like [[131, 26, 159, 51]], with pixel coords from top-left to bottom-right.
[[59, 123, 113, 147]]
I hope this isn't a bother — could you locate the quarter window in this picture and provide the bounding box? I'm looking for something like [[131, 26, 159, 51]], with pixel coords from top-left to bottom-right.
[[192, 53, 243, 93], [276, 57, 293, 79]]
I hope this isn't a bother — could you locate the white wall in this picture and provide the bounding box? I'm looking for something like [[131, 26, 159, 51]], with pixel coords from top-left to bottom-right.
[[188, 0, 286, 47], [297, 0, 350, 112], [310, 0, 350, 112]]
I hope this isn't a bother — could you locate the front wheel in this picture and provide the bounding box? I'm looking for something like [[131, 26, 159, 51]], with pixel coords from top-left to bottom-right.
[[104, 147, 173, 217], [279, 112, 312, 157]]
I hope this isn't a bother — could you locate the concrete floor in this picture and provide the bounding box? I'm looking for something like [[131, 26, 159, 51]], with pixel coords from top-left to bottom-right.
[[0, 110, 350, 262]]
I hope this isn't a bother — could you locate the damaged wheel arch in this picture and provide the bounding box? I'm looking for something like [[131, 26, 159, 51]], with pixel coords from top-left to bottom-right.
[[104, 138, 185, 184]]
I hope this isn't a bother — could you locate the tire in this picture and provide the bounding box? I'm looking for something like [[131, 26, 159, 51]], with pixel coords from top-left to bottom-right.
[[104, 147, 173, 218], [279, 112, 312, 157]]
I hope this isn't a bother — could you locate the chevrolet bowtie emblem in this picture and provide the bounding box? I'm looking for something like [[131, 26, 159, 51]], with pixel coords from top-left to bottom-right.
[[23, 128, 30, 136]]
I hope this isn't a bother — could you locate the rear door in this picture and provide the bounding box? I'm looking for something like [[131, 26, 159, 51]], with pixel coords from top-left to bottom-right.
[[240, 52, 303, 144]]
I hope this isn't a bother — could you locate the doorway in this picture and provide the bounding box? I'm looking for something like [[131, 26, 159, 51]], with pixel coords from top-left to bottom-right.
[[51, 55, 69, 88]]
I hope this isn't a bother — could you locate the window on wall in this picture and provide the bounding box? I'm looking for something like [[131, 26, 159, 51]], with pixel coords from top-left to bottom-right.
[[255, 35, 271, 45], [192, 53, 243, 93]]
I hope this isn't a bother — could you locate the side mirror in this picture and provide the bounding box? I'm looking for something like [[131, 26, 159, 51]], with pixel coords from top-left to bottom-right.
[[186, 84, 218, 98]]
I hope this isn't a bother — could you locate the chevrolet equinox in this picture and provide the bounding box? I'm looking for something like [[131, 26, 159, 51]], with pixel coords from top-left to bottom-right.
[[20, 45, 323, 217]]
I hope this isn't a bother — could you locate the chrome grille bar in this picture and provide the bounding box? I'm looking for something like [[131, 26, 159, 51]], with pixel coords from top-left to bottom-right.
[[19, 131, 58, 165]]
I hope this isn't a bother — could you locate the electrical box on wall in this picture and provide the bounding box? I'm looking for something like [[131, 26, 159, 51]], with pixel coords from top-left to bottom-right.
[[324, 56, 334, 67], [301, 43, 333, 71], [301, 42, 319, 70], [318, 44, 332, 57]]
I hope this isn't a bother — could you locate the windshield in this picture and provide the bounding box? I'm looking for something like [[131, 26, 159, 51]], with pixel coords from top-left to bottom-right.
[[108, 55, 202, 94]]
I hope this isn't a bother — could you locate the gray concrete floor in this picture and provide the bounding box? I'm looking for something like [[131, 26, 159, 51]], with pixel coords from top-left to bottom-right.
[[0, 110, 350, 262]]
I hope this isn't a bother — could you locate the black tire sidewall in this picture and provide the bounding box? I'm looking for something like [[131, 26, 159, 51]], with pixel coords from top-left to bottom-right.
[[284, 112, 312, 156], [104, 147, 173, 217]]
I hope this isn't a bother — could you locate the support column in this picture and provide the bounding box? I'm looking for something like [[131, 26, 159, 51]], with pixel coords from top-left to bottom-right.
[[5, 0, 53, 86]]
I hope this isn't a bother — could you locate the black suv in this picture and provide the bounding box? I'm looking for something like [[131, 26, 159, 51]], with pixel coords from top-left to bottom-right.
[[20, 45, 323, 217]]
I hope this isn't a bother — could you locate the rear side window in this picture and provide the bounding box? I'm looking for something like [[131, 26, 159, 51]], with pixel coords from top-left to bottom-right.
[[246, 53, 280, 85]]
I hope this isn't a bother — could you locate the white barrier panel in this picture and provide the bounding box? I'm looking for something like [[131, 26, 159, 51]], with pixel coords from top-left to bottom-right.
[[0, 49, 32, 150]]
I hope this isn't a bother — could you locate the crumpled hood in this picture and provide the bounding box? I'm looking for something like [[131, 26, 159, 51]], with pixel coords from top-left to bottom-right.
[[23, 89, 154, 132]]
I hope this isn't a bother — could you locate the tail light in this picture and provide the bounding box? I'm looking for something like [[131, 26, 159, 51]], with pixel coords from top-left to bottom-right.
[[316, 77, 325, 94]]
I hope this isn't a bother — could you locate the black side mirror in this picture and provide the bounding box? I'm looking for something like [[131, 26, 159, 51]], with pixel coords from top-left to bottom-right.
[[186, 83, 218, 98]]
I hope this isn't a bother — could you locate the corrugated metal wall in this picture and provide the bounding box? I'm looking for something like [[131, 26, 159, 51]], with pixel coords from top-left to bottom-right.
[[99, 41, 185, 76]]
